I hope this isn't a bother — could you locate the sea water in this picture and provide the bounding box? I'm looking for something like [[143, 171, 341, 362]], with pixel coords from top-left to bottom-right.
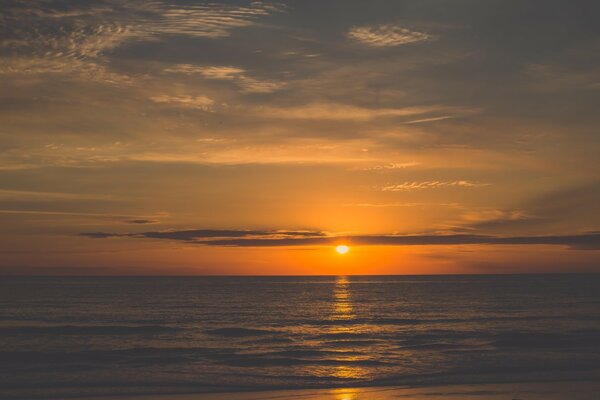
[[1, 275, 599, 398]]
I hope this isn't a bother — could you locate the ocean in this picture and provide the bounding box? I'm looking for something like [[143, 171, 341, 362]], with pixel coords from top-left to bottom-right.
[[1, 275, 599, 399]]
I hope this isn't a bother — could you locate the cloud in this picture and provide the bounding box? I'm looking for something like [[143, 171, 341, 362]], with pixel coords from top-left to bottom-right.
[[164, 64, 285, 93], [459, 182, 600, 234], [149, 95, 214, 111], [81, 229, 327, 242], [461, 209, 532, 224], [205, 233, 600, 249], [404, 116, 456, 124], [166, 65, 245, 79], [81, 228, 600, 250], [135, 2, 284, 39], [381, 180, 489, 192], [347, 24, 433, 47], [359, 162, 420, 170], [0, 209, 161, 221], [0, 21, 134, 84], [344, 202, 461, 208], [237, 78, 286, 94], [254, 103, 445, 121], [0, 189, 115, 201], [0, 1, 282, 83], [526, 63, 600, 92], [125, 219, 159, 225]]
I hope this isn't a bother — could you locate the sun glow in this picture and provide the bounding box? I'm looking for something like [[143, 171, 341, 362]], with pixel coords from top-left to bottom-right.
[[336, 245, 350, 254]]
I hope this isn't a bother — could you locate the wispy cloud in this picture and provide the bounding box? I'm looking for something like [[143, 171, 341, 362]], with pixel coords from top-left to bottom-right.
[[0, 1, 282, 83], [149, 95, 214, 111], [381, 181, 489, 192], [461, 209, 532, 224], [81, 228, 600, 250], [0, 209, 164, 221], [404, 115, 456, 124], [526, 63, 600, 92], [165, 64, 286, 93], [0, 189, 115, 201], [360, 162, 420, 170], [166, 65, 244, 79], [344, 202, 461, 208], [0, 21, 134, 84], [254, 103, 444, 121], [125, 219, 159, 225], [347, 24, 433, 47], [136, 2, 284, 39], [81, 229, 326, 241]]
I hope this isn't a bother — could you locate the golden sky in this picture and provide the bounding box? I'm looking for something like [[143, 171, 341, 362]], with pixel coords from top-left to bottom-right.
[[1, 1, 599, 274]]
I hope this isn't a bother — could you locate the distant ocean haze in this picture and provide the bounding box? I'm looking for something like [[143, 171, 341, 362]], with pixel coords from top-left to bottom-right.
[[1, 275, 599, 399]]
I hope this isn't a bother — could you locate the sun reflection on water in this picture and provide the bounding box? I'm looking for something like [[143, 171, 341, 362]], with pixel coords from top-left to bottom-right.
[[333, 276, 354, 320], [300, 277, 374, 381], [329, 276, 370, 380], [331, 388, 359, 400]]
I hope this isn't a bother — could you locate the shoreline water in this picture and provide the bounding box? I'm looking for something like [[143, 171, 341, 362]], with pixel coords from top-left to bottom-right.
[[4, 378, 599, 400], [62, 381, 600, 400]]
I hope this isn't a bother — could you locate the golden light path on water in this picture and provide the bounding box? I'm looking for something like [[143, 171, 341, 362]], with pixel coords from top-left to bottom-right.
[[329, 276, 368, 380], [312, 276, 369, 382], [333, 276, 354, 320]]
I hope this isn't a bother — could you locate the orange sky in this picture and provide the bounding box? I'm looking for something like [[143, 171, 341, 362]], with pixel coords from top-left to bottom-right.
[[1, 1, 599, 274]]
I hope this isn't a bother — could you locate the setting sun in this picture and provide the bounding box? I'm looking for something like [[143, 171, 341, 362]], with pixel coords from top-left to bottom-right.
[[336, 245, 350, 255]]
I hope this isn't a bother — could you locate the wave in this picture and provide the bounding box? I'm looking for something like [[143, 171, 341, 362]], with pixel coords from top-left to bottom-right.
[[0, 347, 218, 368], [215, 355, 387, 367], [324, 340, 382, 347], [297, 315, 600, 327], [205, 327, 275, 337], [491, 330, 600, 349], [0, 325, 181, 335]]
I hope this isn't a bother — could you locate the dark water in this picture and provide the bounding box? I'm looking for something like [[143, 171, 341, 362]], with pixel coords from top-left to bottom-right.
[[1, 275, 600, 399]]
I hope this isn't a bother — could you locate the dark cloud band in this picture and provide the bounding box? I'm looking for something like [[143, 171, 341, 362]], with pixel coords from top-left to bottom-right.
[[81, 230, 600, 250]]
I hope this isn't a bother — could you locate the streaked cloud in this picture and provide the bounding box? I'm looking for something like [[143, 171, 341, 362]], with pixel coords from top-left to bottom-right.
[[347, 24, 433, 47], [166, 65, 245, 79], [0, 1, 282, 83], [137, 2, 282, 39], [404, 116, 456, 124], [526, 63, 600, 92], [381, 181, 489, 192], [126, 219, 159, 225], [81, 229, 327, 241], [461, 209, 532, 224], [81, 228, 600, 250], [165, 64, 286, 93], [344, 202, 462, 208], [0, 189, 115, 201], [462, 182, 600, 234], [360, 162, 421, 171], [149, 95, 214, 111], [0, 209, 160, 220], [254, 103, 445, 121]]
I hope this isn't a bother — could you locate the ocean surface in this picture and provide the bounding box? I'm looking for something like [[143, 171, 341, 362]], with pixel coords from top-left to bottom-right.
[[1, 275, 599, 399]]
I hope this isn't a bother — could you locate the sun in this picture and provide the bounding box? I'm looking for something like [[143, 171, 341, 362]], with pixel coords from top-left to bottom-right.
[[335, 245, 350, 255]]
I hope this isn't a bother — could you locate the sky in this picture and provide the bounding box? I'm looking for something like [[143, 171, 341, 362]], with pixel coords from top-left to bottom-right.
[[1, 0, 599, 275]]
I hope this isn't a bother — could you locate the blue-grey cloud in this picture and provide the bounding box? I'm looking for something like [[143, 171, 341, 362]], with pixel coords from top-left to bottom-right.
[[80, 229, 327, 241], [125, 219, 159, 224], [81, 229, 600, 250], [464, 182, 600, 234]]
